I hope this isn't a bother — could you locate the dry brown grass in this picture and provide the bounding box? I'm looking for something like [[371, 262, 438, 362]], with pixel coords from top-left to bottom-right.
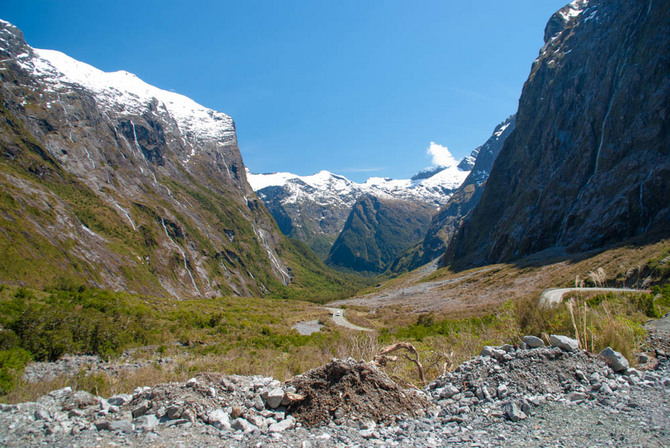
[[333, 239, 670, 328]]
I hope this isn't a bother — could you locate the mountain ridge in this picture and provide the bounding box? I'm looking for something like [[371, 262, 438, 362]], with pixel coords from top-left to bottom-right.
[[390, 115, 515, 273], [445, 0, 670, 267], [0, 19, 356, 300]]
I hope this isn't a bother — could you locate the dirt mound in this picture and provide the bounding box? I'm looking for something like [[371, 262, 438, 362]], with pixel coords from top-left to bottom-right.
[[285, 358, 432, 427]]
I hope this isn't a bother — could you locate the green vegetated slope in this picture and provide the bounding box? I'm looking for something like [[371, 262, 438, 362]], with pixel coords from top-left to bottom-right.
[[327, 195, 435, 273], [0, 97, 259, 296]]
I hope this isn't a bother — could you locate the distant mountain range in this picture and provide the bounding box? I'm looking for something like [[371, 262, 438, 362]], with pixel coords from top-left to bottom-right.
[[248, 156, 474, 259]]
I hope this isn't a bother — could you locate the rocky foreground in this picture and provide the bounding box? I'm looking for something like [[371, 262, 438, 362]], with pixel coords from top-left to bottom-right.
[[1, 333, 669, 447]]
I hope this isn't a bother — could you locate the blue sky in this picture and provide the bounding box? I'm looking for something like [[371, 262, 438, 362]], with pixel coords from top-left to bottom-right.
[[4, 0, 568, 182]]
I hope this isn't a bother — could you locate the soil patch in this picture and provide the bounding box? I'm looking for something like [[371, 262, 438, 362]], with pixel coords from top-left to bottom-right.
[[285, 358, 432, 427]]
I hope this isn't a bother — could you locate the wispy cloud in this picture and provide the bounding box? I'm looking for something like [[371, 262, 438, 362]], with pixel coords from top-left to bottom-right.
[[427, 142, 457, 167]]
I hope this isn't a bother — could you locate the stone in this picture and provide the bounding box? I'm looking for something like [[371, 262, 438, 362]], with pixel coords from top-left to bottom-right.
[[164, 419, 190, 427], [497, 384, 509, 399], [503, 403, 526, 422], [247, 414, 268, 430], [49, 387, 72, 402], [440, 385, 460, 399], [232, 417, 257, 433], [523, 335, 545, 348], [637, 353, 649, 364], [94, 420, 112, 431], [165, 404, 183, 420], [131, 400, 150, 418], [550, 335, 580, 352], [269, 415, 296, 433], [107, 394, 132, 406], [264, 388, 285, 409], [480, 346, 495, 357], [104, 419, 133, 433], [281, 392, 305, 406], [62, 390, 98, 410], [359, 429, 376, 439], [253, 395, 265, 411], [34, 409, 50, 421], [567, 392, 588, 403], [359, 419, 376, 431], [181, 408, 196, 423], [134, 414, 159, 431], [207, 409, 231, 430], [221, 378, 235, 392], [99, 399, 111, 412], [599, 347, 630, 372]]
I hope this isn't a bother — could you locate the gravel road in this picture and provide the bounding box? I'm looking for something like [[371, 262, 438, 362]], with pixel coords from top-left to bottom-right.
[[539, 287, 651, 306], [324, 307, 373, 332]]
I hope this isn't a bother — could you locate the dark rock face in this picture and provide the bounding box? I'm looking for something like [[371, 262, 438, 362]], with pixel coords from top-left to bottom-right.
[[390, 116, 514, 273], [327, 195, 434, 273], [446, 0, 670, 267], [0, 20, 292, 297]]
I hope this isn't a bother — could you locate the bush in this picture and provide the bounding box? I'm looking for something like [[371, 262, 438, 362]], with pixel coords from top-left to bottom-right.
[[0, 348, 32, 395]]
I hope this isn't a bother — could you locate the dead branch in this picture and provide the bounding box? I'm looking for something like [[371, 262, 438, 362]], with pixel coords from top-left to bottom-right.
[[372, 342, 426, 385]]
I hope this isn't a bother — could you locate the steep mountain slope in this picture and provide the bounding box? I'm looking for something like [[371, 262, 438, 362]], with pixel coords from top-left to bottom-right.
[[326, 195, 434, 273], [390, 116, 515, 273], [0, 20, 334, 298], [248, 159, 472, 258], [446, 0, 670, 267]]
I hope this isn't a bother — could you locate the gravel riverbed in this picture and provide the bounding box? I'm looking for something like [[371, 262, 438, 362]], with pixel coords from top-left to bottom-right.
[[1, 334, 669, 447]]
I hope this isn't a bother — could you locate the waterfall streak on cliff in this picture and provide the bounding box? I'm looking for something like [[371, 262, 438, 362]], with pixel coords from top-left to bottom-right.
[[161, 218, 202, 296]]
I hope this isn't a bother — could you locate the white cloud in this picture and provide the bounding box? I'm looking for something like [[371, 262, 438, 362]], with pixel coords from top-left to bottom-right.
[[427, 141, 457, 167]]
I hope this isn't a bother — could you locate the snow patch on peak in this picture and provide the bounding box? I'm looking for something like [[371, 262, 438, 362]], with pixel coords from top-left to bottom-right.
[[20, 48, 235, 146], [494, 121, 512, 137]]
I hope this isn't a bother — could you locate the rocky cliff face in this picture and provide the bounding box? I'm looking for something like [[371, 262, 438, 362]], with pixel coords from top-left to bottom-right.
[[248, 161, 472, 259], [326, 195, 434, 273], [0, 20, 294, 297], [390, 116, 514, 273], [446, 0, 670, 267]]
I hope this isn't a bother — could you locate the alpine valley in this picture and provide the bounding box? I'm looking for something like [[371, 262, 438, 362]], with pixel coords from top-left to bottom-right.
[[1, 1, 670, 447], [248, 116, 513, 273]]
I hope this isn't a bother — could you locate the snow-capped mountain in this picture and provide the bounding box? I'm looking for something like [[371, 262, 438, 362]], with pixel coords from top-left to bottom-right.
[[247, 159, 473, 258], [0, 19, 338, 298], [248, 161, 472, 209]]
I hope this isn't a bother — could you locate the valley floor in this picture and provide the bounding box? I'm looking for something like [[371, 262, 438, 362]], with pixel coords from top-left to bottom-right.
[[332, 239, 670, 321]]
